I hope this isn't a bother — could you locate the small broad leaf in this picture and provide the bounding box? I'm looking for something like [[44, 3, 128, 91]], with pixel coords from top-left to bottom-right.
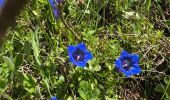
[[23, 73, 37, 94], [2, 56, 15, 70], [88, 58, 101, 72], [78, 81, 100, 100], [155, 82, 170, 97], [2, 56, 15, 82]]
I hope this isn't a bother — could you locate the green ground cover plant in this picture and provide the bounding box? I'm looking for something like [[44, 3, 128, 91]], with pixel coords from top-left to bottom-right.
[[0, 0, 170, 99]]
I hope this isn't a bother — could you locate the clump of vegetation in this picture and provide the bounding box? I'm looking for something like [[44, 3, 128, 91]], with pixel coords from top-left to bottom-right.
[[0, 0, 170, 99]]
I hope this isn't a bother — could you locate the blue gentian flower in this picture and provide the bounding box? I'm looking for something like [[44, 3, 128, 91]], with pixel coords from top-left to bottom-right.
[[115, 50, 141, 77], [49, 0, 63, 19], [68, 43, 93, 67], [0, 0, 5, 8], [50, 96, 58, 100]]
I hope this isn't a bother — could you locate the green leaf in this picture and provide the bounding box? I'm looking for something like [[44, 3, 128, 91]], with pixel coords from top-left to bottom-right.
[[32, 28, 41, 65], [78, 81, 100, 100], [155, 79, 170, 98], [24, 41, 31, 59], [38, 0, 48, 4], [42, 78, 52, 96], [0, 76, 8, 92], [155, 84, 165, 93], [145, 0, 151, 11], [2, 56, 15, 70], [88, 58, 101, 72], [14, 54, 23, 69], [23, 73, 37, 94], [2, 56, 15, 82]]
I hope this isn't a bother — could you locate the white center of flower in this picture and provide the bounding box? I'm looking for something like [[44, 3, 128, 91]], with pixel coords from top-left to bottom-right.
[[76, 55, 81, 61], [73, 48, 85, 62], [122, 59, 132, 70]]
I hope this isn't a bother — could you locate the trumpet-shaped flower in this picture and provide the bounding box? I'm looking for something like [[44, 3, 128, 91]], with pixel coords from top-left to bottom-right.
[[49, 0, 62, 19], [115, 50, 141, 77], [68, 43, 93, 67], [50, 96, 58, 100], [0, 0, 5, 8]]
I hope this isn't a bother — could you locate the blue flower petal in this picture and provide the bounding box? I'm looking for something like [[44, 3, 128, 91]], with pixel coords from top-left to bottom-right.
[[83, 52, 93, 64], [0, 0, 5, 8], [56, 0, 63, 3], [68, 45, 76, 54], [68, 43, 93, 67], [50, 96, 58, 100], [123, 70, 131, 77], [118, 66, 131, 77], [49, 0, 62, 19], [49, 0, 55, 7], [115, 50, 141, 77], [85, 52, 93, 60], [68, 45, 76, 63], [115, 58, 122, 68], [77, 43, 88, 53], [53, 9, 60, 18], [115, 58, 131, 77], [73, 61, 86, 67], [128, 64, 141, 75], [49, 0, 62, 6], [132, 54, 139, 64], [121, 50, 128, 57], [69, 55, 74, 63]]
